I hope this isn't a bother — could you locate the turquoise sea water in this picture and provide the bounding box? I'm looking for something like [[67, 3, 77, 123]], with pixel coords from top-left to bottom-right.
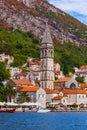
[[0, 112, 87, 130]]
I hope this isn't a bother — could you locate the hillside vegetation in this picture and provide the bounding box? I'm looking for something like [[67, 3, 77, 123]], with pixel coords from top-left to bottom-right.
[[34, 4, 87, 40], [0, 0, 87, 46], [0, 26, 87, 75]]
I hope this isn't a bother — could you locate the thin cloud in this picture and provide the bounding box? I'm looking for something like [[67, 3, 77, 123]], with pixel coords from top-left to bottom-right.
[[48, 0, 87, 15]]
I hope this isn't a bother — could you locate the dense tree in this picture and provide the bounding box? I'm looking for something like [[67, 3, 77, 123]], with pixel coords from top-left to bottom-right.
[[0, 62, 10, 82], [0, 83, 5, 101], [0, 27, 87, 75], [75, 76, 84, 83]]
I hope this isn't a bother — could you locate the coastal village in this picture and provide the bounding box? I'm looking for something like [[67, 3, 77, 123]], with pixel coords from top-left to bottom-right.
[[1, 24, 87, 111]]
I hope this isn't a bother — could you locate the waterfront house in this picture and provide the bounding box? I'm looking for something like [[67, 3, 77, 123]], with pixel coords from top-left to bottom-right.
[[16, 86, 46, 108], [63, 89, 87, 106], [45, 88, 58, 103], [52, 89, 87, 107], [52, 91, 67, 106]]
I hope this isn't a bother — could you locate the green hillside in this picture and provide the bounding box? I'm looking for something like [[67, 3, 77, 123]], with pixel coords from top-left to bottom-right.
[[0, 26, 87, 75]]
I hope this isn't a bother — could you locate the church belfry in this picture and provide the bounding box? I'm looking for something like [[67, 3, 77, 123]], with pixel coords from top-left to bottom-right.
[[40, 23, 54, 89]]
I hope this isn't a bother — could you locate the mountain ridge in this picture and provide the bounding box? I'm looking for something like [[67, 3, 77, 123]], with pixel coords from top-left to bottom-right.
[[0, 0, 87, 46]]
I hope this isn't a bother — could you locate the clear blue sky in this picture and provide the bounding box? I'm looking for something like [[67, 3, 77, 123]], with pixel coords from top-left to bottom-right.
[[48, 0, 87, 25]]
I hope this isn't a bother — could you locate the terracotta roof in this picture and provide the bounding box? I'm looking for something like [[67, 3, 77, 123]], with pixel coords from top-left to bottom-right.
[[30, 60, 40, 65], [45, 88, 57, 94], [55, 77, 70, 83], [55, 70, 60, 75], [18, 86, 39, 92], [80, 65, 87, 69], [79, 84, 87, 89], [63, 89, 87, 95], [11, 79, 32, 85], [54, 86, 61, 90], [52, 96, 63, 100], [54, 63, 59, 66], [16, 72, 27, 76]]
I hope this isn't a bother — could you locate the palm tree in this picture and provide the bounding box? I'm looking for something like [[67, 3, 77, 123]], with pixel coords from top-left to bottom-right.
[[17, 92, 31, 103], [0, 83, 5, 102], [4, 84, 16, 102]]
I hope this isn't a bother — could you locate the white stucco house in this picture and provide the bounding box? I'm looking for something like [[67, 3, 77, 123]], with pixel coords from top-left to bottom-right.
[[52, 89, 87, 106]]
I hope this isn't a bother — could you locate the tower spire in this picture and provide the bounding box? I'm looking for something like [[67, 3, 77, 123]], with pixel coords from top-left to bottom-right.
[[42, 22, 53, 44]]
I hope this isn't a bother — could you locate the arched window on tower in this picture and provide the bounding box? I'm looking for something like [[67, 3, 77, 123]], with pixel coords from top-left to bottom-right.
[[41, 50, 43, 57], [45, 50, 47, 56], [42, 82, 43, 87], [48, 50, 50, 56], [51, 75, 53, 80], [51, 50, 53, 57]]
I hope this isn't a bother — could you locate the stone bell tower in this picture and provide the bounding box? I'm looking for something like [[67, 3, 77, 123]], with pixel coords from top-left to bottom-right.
[[40, 23, 54, 89]]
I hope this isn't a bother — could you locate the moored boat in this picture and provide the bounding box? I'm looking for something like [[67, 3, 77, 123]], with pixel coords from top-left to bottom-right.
[[37, 108, 51, 113], [0, 108, 16, 113]]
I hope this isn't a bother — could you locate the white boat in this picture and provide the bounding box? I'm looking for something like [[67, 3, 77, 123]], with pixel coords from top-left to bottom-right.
[[37, 108, 51, 113]]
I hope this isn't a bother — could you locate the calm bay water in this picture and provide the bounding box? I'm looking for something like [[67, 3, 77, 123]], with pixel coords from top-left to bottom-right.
[[0, 112, 87, 130]]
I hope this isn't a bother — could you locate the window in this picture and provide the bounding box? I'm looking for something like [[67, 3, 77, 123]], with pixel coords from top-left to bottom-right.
[[79, 95, 81, 98], [69, 95, 71, 98], [45, 50, 47, 56], [63, 99, 65, 103], [39, 94, 41, 98], [42, 94, 45, 98], [82, 95, 84, 98], [31, 95, 34, 99]]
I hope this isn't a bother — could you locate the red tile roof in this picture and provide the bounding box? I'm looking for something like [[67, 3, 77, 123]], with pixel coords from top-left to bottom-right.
[[11, 79, 32, 85], [80, 65, 87, 69], [79, 84, 87, 89], [18, 86, 39, 92], [63, 89, 87, 95], [54, 86, 61, 90], [52, 96, 63, 100], [55, 70, 60, 75], [55, 77, 70, 83], [54, 63, 59, 66], [45, 88, 57, 94]]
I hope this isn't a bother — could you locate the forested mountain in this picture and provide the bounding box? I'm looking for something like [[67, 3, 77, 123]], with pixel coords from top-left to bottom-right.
[[0, 0, 87, 45], [0, 0, 87, 74]]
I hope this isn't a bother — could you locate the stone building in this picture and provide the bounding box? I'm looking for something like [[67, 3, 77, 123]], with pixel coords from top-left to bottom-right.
[[54, 77, 78, 89], [40, 23, 54, 89], [16, 86, 46, 108]]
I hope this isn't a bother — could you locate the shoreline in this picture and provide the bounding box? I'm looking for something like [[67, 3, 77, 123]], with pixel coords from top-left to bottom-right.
[[51, 109, 87, 112], [15, 109, 87, 112]]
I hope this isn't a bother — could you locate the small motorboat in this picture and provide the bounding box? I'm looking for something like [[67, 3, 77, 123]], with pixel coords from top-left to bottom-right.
[[0, 108, 16, 113], [37, 108, 51, 113]]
